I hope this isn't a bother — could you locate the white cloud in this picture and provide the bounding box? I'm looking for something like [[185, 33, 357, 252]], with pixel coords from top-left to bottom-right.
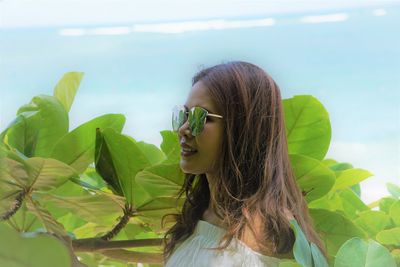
[[59, 18, 276, 36], [300, 13, 349, 24], [132, 18, 275, 34], [372, 8, 387, 16]]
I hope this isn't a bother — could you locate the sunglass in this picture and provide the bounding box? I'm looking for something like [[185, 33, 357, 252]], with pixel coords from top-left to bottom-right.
[[172, 105, 223, 136]]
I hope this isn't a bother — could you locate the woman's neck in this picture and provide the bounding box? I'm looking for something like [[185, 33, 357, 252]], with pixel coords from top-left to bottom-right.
[[202, 173, 227, 228]]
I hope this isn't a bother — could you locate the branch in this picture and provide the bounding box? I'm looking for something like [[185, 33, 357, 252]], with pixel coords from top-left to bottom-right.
[[72, 237, 164, 252], [0, 189, 26, 221], [99, 249, 163, 264], [101, 205, 134, 241]]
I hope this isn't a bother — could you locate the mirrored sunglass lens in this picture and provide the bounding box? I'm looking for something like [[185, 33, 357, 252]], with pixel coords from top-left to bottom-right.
[[172, 106, 186, 131], [188, 107, 207, 136]]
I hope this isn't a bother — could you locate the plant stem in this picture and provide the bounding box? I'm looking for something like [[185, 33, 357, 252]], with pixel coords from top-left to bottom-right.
[[72, 238, 164, 252], [1, 189, 26, 221], [101, 205, 133, 241], [99, 249, 163, 264]]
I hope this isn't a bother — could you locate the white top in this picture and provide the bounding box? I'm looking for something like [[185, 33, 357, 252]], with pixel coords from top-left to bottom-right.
[[165, 220, 281, 267]]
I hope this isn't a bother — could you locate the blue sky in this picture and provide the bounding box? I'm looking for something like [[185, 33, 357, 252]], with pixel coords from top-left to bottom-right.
[[0, 0, 399, 204], [1, 0, 399, 28]]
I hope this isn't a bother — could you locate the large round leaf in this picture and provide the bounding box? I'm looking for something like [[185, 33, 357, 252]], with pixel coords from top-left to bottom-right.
[[4, 95, 69, 158], [309, 209, 366, 257], [334, 237, 396, 267], [332, 168, 373, 191], [134, 164, 185, 230], [354, 211, 391, 238], [0, 223, 71, 267], [0, 150, 76, 220], [390, 200, 400, 226], [283, 95, 331, 160], [289, 154, 335, 202], [310, 189, 369, 220], [379, 197, 397, 214], [135, 141, 166, 165], [27, 157, 77, 192], [51, 114, 125, 173], [40, 192, 125, 226], [376, 227, 400, 246], [160, 130, 180, 164], [134, 163, 184, 204], [96, 128, 151, 204], [53, 72, 84, 113], [279, 261, 302, 267]]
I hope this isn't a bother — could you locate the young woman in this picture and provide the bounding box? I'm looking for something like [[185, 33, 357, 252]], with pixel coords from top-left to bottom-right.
[[163, 61, 326, 266]]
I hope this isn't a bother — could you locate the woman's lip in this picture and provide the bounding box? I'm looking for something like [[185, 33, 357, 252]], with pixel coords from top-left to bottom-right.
[[180, 143, 197, 150], [181, 150, 197, 157]]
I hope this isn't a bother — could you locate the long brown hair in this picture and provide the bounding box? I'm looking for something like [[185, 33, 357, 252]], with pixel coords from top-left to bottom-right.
[[163, 61, 327, 261]]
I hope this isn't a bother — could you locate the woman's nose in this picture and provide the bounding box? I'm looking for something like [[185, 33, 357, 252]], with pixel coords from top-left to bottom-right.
[[178, 120, 192, 137]]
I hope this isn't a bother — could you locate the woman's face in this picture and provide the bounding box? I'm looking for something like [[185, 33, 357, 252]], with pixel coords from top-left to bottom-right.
[[178, 81, 224, 175]]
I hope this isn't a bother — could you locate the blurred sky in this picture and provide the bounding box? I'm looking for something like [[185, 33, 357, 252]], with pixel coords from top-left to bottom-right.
[[1, 0, 399, 28], [0, 0, 399, 204]]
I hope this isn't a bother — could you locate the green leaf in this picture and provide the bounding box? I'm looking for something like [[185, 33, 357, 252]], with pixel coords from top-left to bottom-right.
[[391, 249, 400, 266], [35, 180, 94, 224], [0, 152, 76, 220], [1, 112, 38, 156], [160, 130, 180, 164], [51, 114, 125, 174], [321, 159, 337, 167], [26, 197, 67, 236], [6, 201, 43, 233], [289, 154, 336, 202], [354, 210, 391, 238], [379, 197, 397, 214], [283, 95, 331, 160], [308, 188, 367, 220], [308, 192, 342, 212], [134, 163, 184, 213], [57, 212, 87, 235], [376, 227, 400, 246], [309, 209, 366, 257], [0, 155, 28, 219], [53, 72, 84, 112], [40, 193, 125, 225], [329, 162, 353, 172], [27, 157, 77, 192], [136, 141, 166, 166], [96, 128, 151, 204], [334, 238, 396, 267], [389, 200, 400, 226], [333, 168, 373, 191], [135, 164, 184, 202], [350, 184, 361, 197], [387, 183, 400, 199], [289, 219, 312, 267], [95, 128, 123, 195], [337, 189, 369, 219], [69, 167, 110, 191], [310, 243, 329, 267], [73, 222, 112, 239], [278, 260, 303, 267], [8, 95, 69, 158], [0, 223, 71, 267]]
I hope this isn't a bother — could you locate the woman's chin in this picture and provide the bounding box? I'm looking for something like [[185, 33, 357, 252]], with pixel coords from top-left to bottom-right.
[[180, 160, 200, 174]]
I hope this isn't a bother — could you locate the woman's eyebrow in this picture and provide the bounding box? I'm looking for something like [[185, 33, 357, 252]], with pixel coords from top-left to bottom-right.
[[185, 104, 216, 113]]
